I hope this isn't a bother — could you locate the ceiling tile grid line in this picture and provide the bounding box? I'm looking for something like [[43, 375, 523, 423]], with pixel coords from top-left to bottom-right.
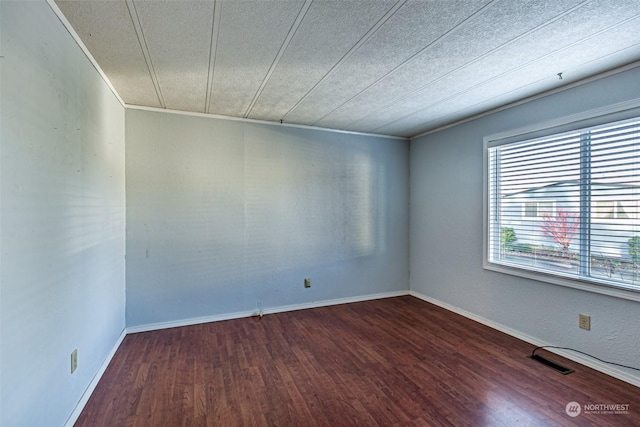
[[359, 0, 640, 136], [243, 0, 313, 119], [51, 0, 640, 138], [243, 0, 399, 123], [205, 0, 221, 114], [133, 0, 215, 112], [305, 0, 499, 128], [335, 0, 594, 131], [403, 57, 640, 139], [54, 0, 163, 107], [428, 42, 640, 133], [368, 10, 640, 135], [362, 7, 640, 135], [281, 0, 496, 127], [385, 47, 640, 137], [125, 0, 165, 109], [279, 0, 407, 123], [383, 42, 640, 137], [206, 1, 306, 118], [311, 0, 592, 131]]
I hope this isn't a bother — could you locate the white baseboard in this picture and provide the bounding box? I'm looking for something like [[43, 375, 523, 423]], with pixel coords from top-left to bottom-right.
[[409, 290, 640, 388], [63, 291, 408, 424], [64, 329, 127, 427], [126, 290, 410, 334], [74, 289, 635, 426], [126, 309, 257, 334]]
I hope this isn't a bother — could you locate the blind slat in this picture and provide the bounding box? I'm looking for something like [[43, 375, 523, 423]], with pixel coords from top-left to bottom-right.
[[488, 116, 640, 290]]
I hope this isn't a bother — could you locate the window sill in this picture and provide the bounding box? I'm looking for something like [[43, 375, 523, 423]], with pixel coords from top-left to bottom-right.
[[483, 260, 640, 303]]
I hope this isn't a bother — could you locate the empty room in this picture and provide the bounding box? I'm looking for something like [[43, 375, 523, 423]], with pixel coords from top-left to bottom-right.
[[2, 0, 640, 426]]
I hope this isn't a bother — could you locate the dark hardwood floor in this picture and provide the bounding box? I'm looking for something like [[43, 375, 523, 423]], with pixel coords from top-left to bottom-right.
[[76, 296, 639, 426]]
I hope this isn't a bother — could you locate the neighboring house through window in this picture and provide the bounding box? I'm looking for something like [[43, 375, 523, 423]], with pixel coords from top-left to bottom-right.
[[523, 201, 554, 218], [485, 113, 640, 297], [594, 200, 637, 219]]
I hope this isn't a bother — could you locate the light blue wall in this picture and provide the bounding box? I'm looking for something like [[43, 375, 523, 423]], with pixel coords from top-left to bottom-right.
[[125, 109, 410, 327], [0, 2, 126, 426], [410, 66, 640, 383], [5, 1, 637, 423]]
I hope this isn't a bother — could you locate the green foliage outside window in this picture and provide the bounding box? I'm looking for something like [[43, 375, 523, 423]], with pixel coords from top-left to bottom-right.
[[501, 227, 517, 251], [629, 236, 640, 262]]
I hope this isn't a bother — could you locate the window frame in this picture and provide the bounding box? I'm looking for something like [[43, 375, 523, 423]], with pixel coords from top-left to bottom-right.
[[483, 100, 640, 302], [593, 199, 639, 220], [522, 200, 555, 219]]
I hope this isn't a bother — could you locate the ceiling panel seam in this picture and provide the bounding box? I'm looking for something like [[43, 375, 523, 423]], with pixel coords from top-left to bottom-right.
[[205, 0, 222, 114], [280, 0, 407, 122], [344, 0, 594, 131], [400, 43, 640, 138], [243, 0, 313, 119], [370, 9, 640, 134], [308, 0, 499, 127], [410, 64, 640, 139], [126, 0, 166, 108], [51, 0, 640, 138]]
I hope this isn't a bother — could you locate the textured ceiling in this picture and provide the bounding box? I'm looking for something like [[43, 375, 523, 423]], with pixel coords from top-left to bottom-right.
[[53, 0, 640, 138]]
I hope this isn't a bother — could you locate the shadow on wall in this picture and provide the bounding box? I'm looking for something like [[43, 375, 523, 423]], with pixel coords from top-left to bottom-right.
[[243, 135, 387, 281], [125, 110, 404, 325]]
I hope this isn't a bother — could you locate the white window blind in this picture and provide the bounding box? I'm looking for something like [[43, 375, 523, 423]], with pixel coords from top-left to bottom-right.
[[487, 116, 640, 291]]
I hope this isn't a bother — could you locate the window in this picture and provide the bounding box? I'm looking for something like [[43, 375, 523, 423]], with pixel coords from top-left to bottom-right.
[[593, 200, 638, 219], [486, 116, 640, 293], [523, 201, 554, 218]]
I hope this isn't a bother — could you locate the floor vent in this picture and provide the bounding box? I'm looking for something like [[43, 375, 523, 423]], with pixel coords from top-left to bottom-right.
[[529, 354, 574, 375]]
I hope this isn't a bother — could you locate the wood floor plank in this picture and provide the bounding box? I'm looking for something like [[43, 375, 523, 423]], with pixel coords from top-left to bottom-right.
[[75, 296, 640, 426]]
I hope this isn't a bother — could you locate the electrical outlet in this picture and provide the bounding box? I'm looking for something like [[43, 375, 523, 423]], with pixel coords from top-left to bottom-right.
[[71, 349, 78, 374], [579, 314, 591, 331], [304, 278, 311, 288]]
